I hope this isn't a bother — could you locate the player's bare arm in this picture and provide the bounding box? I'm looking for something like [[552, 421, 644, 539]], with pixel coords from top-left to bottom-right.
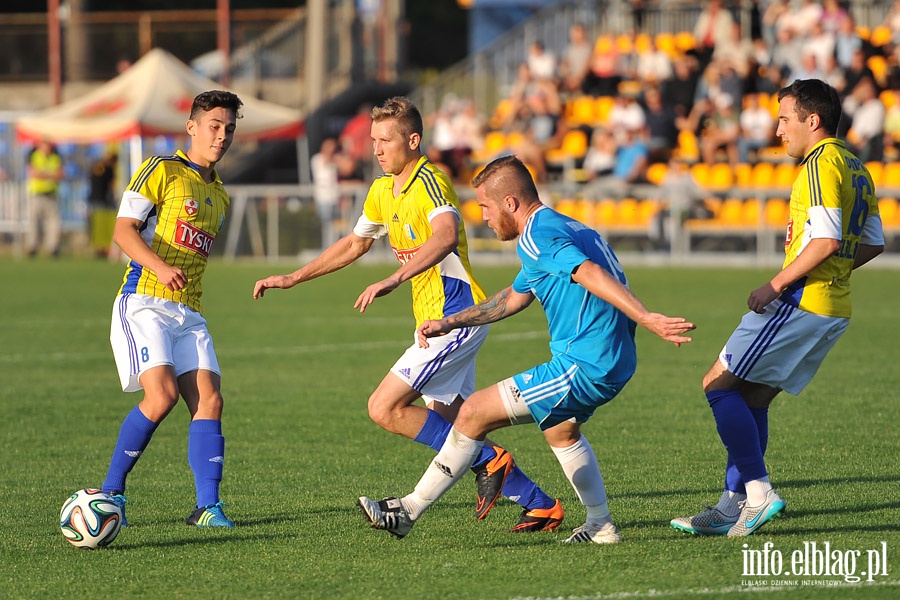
[[354, 211, 459, 312], [112, 217, 187, 292], [572, 260, 695, 347], [253, 233, 374, 299], [417, 286, 534, 347], [748, 237, 840, 313]]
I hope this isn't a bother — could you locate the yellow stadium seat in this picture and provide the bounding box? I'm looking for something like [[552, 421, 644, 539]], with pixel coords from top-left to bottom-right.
[[634, 33, 652, 55], [645, 162, 669, 185], [677, 130, 700, 163], [718, 198, 745, 224], [867, 55, 888, 86], [595, 199, 617, 224], [750, 162, 775, 186], [489, 99, 514, 129], [594, 35, 614, 54], [595, 96, 615, 124], [881, 162, 900, 189], [880, 90, 898, 111], [616, 34, 634, 54], [878, 198, 898, 224], [742, 199, 762, 225], [616, 198, 641, 225], [472, 130, 507, 163], [773, 163, 798, 188], [575, 199, 595, 226], [690, 162, 710, 188], [546, 129, 589, 164], [856, 25, 871, 41], [734, 163, 753, 188], [460, 199, 483, 226], [654, 32, 677, 58], [674, 31, 696, 53], [566, 95, 597, 126], [554, 198, 578, 218], [637, 199, 660, 223], [707, 163, 734, 192], [764, 198, 789, 227], [870, 25, 893, 48]]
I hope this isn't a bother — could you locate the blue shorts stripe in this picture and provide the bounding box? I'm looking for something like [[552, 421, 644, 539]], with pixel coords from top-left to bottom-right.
[[413, 326, 472, 389], [118, 293, 140, 376], [733, 302, 794, 379]]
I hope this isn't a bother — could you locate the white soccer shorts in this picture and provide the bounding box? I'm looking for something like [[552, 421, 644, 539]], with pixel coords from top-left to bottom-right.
[[719, 298, 849, 395], [110, 293, 221, 392], [390, 324, 489, 405]]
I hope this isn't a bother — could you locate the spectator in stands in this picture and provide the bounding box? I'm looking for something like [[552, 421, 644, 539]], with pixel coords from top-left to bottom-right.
[[820, 0, 849, 34], [607, 84, 646, 143], [524, 86, 562, 147], [699, 94, 740, 166], [581, 45, 623, 98], [737, 93, 775, 164], [842, 48, 876, 100], [761, 0, 790, 49], [25, 140, 63, 258], [713, 22, 755, 80], [558, 22, 593, 96], [581, 126, 617, 180], [882, 98, 900, 157], [636, 35, 673, 85], [788, 52, 824, 85], [843, 76, 886, 162], [770, 27, 802, 82], [693, 0, 736, 71], [820, 54, 847, 94], [450, 100, 486, 181], [642, 86, 680, 163], [662, 55, 700, 118], [783, 0, 823, 39], [883, 0, 900, 45], [584, 124, 649, 198], [801, 22, 836, 75], [527, 41, 557, 83], [834, 14, 863, 71], [652, 153, 711, 249]]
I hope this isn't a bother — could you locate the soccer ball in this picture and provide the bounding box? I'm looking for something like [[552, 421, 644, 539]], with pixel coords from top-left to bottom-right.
[[59, 488, 123, 549]]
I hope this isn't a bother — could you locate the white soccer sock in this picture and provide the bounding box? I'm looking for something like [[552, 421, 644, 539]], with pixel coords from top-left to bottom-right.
[[715, 489, 746, 516], [551, 435, 612, 526], [402, 427, 483, 521], [744, 477, 773, 506]]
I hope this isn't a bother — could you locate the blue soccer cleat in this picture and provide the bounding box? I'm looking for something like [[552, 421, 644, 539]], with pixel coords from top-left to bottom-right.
[[186, 501, 235, 527]]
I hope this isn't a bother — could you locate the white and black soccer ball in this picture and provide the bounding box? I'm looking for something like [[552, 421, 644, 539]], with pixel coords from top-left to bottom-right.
[[59, 488, 123, 549]]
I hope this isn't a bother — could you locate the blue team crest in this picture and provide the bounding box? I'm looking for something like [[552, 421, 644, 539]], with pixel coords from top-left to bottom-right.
[[404, 224, 416, 240], [206, 197, 213, 206]]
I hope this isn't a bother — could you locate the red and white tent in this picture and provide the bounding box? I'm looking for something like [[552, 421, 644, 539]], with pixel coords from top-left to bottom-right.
[[16, 48, 303, 173]]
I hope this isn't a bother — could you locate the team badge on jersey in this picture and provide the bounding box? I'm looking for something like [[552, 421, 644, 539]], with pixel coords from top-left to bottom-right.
[[185, 198, 199, 216], [404, 223, 417, 241]]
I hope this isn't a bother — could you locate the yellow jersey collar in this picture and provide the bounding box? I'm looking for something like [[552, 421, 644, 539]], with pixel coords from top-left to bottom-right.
[[396, 155, 430, 194], [175, 149, 223, 184], [801, 138, 844, 165]]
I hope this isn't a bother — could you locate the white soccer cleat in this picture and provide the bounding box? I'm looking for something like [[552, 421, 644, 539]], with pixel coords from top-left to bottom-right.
[[357, 496, 414, 539], [670, 506, 738, 536], [727, 490, 786, 537], [563, 522, 622, 544]]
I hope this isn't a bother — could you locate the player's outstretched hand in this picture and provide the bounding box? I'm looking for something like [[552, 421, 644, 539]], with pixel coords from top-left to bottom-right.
[[354, 276, 401, 313], [639, 313, 696, 347], [253, 275, 293, 299], [416, 319, 451, 348]]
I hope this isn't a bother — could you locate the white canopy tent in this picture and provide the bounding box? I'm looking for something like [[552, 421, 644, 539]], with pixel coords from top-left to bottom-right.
[[16, 48, 304, 176]]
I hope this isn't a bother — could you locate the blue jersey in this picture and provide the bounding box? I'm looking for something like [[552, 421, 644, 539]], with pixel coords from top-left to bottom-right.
[[513, 206, 637, 384]]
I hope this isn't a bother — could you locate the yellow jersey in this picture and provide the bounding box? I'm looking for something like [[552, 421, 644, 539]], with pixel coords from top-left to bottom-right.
[[28, 149, 62, 196], [359, 156, 485, 325], [781, 139, 879, 318], [117, 150, 229, 313]]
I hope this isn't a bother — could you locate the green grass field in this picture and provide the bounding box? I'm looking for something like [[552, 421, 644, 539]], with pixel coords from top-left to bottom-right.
[[1, 259, 898, 599]]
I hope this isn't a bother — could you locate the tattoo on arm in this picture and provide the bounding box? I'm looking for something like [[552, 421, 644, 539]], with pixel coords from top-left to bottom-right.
[[446, 287, 512, 328]]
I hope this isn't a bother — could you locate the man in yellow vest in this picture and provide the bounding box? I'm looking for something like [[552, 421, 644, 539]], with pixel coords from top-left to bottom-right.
[[26, 140, 63, 257]]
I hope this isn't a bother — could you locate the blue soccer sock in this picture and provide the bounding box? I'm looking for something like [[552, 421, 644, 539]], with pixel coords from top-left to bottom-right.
[[102, 405, 158, 494], [706, 389, 767, 483], [722, 406, 771, 495], [188, 419, 225, 508], [412, 409, 553, 509]]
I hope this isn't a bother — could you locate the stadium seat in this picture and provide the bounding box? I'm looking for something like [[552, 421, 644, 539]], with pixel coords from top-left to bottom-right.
[[554, 198, 578, 219], [595, 96, 615, 125], [717, 198, 745, 225], [595, 199, 617, 225], [879, 198, 899, 224], [881, 162, 900, 190], [575, 199, 595, 226], [637, 199, 660, 223], [677, 130, 700, 163], [674, 31, 696, 53], [870, 26, 892, 48], [856, 25, 871, 42], [460, 199, 483, 226], [706, 163, 734, 192], [615, 34, 634, 54], [471, 130, 508, 164], [880, 90, 898, 111], [489, 99, 514, 130], [654, 32, 677, 58], [741, 198, 762, 225], [566, 95, 597, 127], [865, 161, 884, 188], [634, 33, 652, 55], [772, 163, 798, 188], [616, 198, 641, 225], [750, 162, 775, 187], [594, 35, 614, 54], [734, 163, 753, 188], [690, 163, 710, 188], [546, 130, 589, 169], [764, 198, 789, 227], [645, 162, 668, 185], [868, 55, 889, 86]]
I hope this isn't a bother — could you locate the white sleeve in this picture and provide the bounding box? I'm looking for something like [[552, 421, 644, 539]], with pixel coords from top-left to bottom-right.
[[807, 205, 842, 240], [860, 213, 885, 245], [352, 213, 388, 239], [117, 190, 154, 221], [428, 204, 460, 223]]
